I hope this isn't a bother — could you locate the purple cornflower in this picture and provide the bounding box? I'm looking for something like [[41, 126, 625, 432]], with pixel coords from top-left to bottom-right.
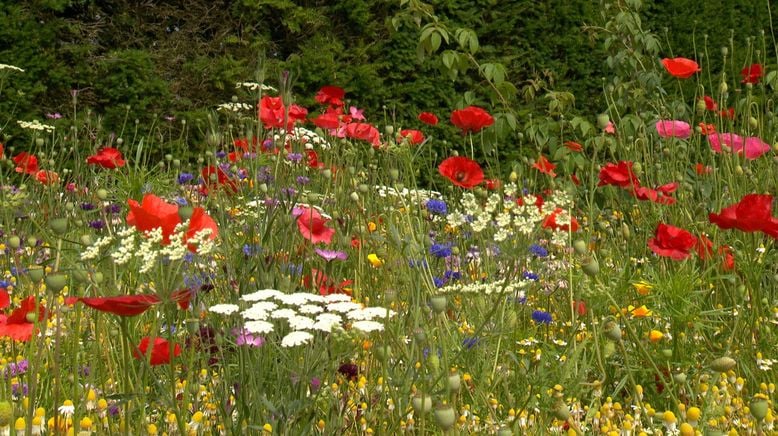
[[296, 176, 310, 185], [80, 202, 96, 211], [286, 152, 303, 163], [89, 220, 105, 230]]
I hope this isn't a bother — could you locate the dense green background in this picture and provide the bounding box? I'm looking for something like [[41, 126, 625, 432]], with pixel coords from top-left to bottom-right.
[[1, 0, 774, 150]]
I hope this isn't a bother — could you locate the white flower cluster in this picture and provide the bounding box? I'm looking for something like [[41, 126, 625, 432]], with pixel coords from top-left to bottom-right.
[[80, 235, 116, 261], [446, 182, 575, 242], [0, 63, 25, 72], [436, 279, 528, 298], [217, 102, 253, 112], [235, 82, 277, 92], [209, 289, 396, 347], [17, 120, 55, 132], [375, 185, 443, 203], [274, 127, 331, 150]]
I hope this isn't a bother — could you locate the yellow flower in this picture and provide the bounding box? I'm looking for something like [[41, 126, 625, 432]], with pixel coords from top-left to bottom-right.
[[629, 305, 652, 318], [649, 330, 664, 343], [367, 221, 377, 232], [632, 281, 653, 296], [367, 254, 384, 267], [263, 423, 273, 433]]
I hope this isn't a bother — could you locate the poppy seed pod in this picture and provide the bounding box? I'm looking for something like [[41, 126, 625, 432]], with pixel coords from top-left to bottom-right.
[[49, 218, 69, 235], [7, 236, 21, 249], [429, 295, 447, 314], [596, 113, 610, 129], [497, 427, 514, 436], [447, 372, 461, 392], [552, 401, 570, 421], [581, 257, 599, 277], [28, 266, 44, 283], [0, 400, 12, 426], [750, 398, 769, 421], [603, 319, 622, 342], [45, 273, 68, 292], [411, 395, 433, 414], [433, 404, 456, 430], [572, 240, 588, 255], [97, 189, 109, 200]]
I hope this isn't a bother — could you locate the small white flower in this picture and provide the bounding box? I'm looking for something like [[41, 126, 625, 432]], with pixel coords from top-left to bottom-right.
[[241, 306, 269, 321], [275, 292, 315, 306], [288, 315, 315, 330], [209, 304, 240, 315], [351, 320, 384, 333], [217, 102, 252, 112], [270, 308, 297, 319], [244, 320, 274, 334], [327, 301, 362, 313], [17, 119, 55, 132], [241, 289, 283, 301], [323, 293, 351, 303], [281, 331, 314, 347], [298, 304, 323, 314]]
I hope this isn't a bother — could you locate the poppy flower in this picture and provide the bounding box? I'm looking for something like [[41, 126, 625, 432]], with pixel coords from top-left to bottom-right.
[[258, 96, 307, 130], [86, 147, 126, 169], [0, 143, 4, 159], [0, 296, 47, 342], [708, 133, 771, 160], [698, 123, 716, 135], [532, 155, 557, 177], [315, 86, 345, 107], [185, 207, 219, 250], [694, 163, 712, 175], [484, 178, 501, 191], [741, 64, 763, 84], [418, 112, 439, 126], [201, 165, 238, 194], [647, 223, 697, 260], [397, 129, 425, 145], [13, 152, 38, 175], [35, 170, 59, 185], [438, 156, 484, 189], [655, 120, 691, 139], [542, 208, 580, 232], [344, 123, 381, 147], [720, 107, 735, 119], [604, 121, 616, 135], [703, 96, 718, 111], [450, 106, 494, 134], [305, 269, 352, 296], [73, 294, 161, 317], [126, 194, 182, 244], [708, 194, 778, 239], [564, 141, 583, 152], [295, 206, 336, 245], [311, 112, 341, 130], [598, 161, 638, 188], [134, 337, 181, 366], [661, 57, 700, 79]]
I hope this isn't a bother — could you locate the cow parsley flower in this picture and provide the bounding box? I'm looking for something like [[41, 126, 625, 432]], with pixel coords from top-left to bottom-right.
[[281, 331, 314, 347], [351, 320, 384, 333], [244, 320, 274, 334], [209, 304, 240, 315]]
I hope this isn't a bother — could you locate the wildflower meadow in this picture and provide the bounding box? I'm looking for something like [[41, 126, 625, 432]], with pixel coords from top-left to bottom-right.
[[0, 2, 777, 435]]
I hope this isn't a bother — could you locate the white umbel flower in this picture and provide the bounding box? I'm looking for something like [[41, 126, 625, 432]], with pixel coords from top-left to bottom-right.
[[351, 320, 384, 333], [244, 320, 274, 334], [281, 331, 314, 347], [209, 304, 240, 315]]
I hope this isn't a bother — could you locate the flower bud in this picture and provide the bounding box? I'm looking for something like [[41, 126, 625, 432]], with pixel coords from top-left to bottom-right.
[[581, 257, 599, 277], [447, 373, 461, 392], [429, 295, 447, 314], [49, 218, 69, 236], [7, 236, 21, 249], [45, 273, 68, 292], [572, 240, 588, 255], [749, 117, 758, 129], [433, 404, 456, 430], [719, 81, 728, 95], [710, 356, 736, 372], [551, 401, 570, 421], [603, 319, 622, 342], [0, 401, 13, 427], [350, 192, 360, 202], [28, 266, 44, 283], [596, 113, 610, 129], [35, 137, 45, 147], [750, 398, 769, 420], [496, 427, 514, 436], [411, 395, 433, 414]]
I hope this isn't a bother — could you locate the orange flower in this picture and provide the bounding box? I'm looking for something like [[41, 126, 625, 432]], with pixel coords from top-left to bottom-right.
[[698, 122, 716, 135], [629, 305, 652, 318], [532, 155, 557, 178]]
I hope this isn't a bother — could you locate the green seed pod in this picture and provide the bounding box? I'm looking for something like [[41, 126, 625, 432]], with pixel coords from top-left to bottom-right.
[[750, 399, 769, 421], [28, 267, 45, 283], [27, 236, 38, 247], [749, 117, 759, 129], [35, 137, 45, 147], [596, 113, 610, 130], [25, 312, 37, 323], [581, 257, 599, 277], [673, 372, 687, 384], [411, 395, 433, 414], [0, 400, 12, 426], [433, 404, 456, 430], [620, 223, 631, 239], [603, 319, 622, 342], [661, 349, 673, 359], [358, 184, 369, 193], [389, 169, 399, 181], [350, 192, 360, 202], [80, 234, 93, 246], [572, 240, 588, 255], [710, 356, 736, 372], [447, 373, 461, 392], [375, 345, 392, 361], [49, 218, 69, 236], [321, 168, 332, 179], [552, 401, 570, 421], [496, 427, 514, 436], [72, 269, 89, 284], [178, 206, 194, 221], [429, 295, 447, 314], [7, 236, 21, 249], [96, 189, 109, 200], [45, 273, 68, 292], [93, 271, 104, 284], [427, 354, 440, 371]]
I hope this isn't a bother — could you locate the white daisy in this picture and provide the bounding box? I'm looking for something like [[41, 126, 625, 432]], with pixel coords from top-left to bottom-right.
[[351, 320, 384, 333], [208, 304, 240, 315], [281, 331, 314, 347], [244, 320, 274, 334]]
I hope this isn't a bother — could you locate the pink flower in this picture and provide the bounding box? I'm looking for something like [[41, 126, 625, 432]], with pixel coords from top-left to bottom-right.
[[295, 206, 336, 245], [742, 137, 772, 159], [604, 121, 616, 135], [707, 133, 771, 159], [655, 120, 691, 139]]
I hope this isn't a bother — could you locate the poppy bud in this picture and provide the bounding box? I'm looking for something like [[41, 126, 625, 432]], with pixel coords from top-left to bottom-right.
[[28, 266, 44, 283], [0, 401, 12, 426], [384, 125, 394, 135], [80, 234, 93, 246], [719, 81, 728, 95], [721, 46, 728, 56], [632, 162, 642, 174], [389, 169, 399, 180], [710, 356, 736, 372], [413, 328, 427, 343], [7, 236, 21, 249], [178, 206, 193, 221], [603, 319, 622, 341], [749, 117, 758, 129], [45, 273, 68, 292], [596, 113, 610, 129], [427, 354, 440, 371], [696, 98, 707, 114], [35, 137, 45, 147], [750, 398, 769, 421], [572, 240, 587, 255], [27, 236, 38, 246], [509, 171, 518, 182], [49, 218, 69, 235], [429, 295, 447, 314], [116, 138, 124, 145], [433, 404, 456, 430], [551, 401, 570, 421], [673, 372, 687, 383], [581, 257, 599, 277], [73, 269, 89, 283], [735, 165, 743, 175], [350, 192, 360, 202], [411, 395, 433, 414], [25, 312, 37, 323], [621, 223, 631, 239], [358, 184, 369, 193], [447, 372, 461, 392], [93, 271, 104, 284], [375, 345, 392, 361]]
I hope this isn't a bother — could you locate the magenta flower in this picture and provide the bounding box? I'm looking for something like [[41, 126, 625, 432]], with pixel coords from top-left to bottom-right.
[[707, 133, 771, 159], [655, 120, 691, 139], [233, 328, 264, 347], [314, 248, 348, 261]]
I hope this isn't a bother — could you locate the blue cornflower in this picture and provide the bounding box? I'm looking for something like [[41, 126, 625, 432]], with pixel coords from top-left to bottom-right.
[[523, 271, 539, 281], [174, 197, 188, 206], [433, 277, 446, 288], [531, 310, 553, 324], [296, 176, 310, 185], [215, 150, 227, 159], [529, 244, 548, 258], [430, 243, 452, 258], [80, 203, 96, 211], [89, 220, 105, 230], [425, 199, 448, 215], [178, 172, 195, 184], [462, 337, 480, 349], [443, 270, 461, 281]]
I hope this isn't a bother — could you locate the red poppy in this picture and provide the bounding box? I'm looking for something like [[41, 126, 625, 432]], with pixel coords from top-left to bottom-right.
[[185, 207, 219, 250], [720, 246, 735, 271], [258, 96, 308, 130], [631, 182, 678, 205], [450, 106, 494, 134], [695, 235, 736, 271], [438, 156, 484, 189], [0, 296, 48, 341], [398, 129, 425, 145], [694, 163, 712, 175], [647, 223, 697, 260], [344, 123, 381, 147], [698, 123, 716, 136], [35, 170, 59, 185], [703, 96, 718, 111], [484, 179, 501, 191], [306, 150, 324, 169], [542, 208, 580, 232], [720, 107, 735, 119], [0, 289, 9, 310], [315, 86, 345, 107], [516, 193, 545, 211], [126, 194, 182, 244], [296, 206, 336, 245], [306, 269, 353, 296], [695, 234, 715, 260], [598, 161, 638, 188], [73, 294, 161, 317], [201, 165, 238, 194], [13, 152, 39, 175], [661, 57, 700, 79], [134, 337, 181, 366], [708, 194, 778, 239], [0, 143, 4, 160], [564, 141, 583, 152], [741, 64, 763, 84], [570, 174, 581, 186], [532, 155, 557, 178], [418, 112, 439, 126], [86, 147, 126, 169], [312, 112, 341, 130]]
